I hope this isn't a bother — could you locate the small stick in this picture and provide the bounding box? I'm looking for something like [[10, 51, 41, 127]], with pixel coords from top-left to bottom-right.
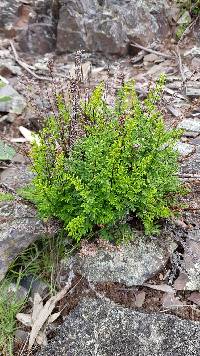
[[176, 173, 200, 180], [176, 46, 186, 83], [9, 40, 52, 81], [130, 42, 173, 59], [178, 15, 200, 44]]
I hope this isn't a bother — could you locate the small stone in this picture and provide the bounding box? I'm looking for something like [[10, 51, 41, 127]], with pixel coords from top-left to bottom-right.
[[8, 283, 28, 302], [182, 131, 199, 138], [0, 79, 26, 114], [0, 113, 16, 123], [188, 292, 200, 306], [162, 292, 185, 309], [0, 59, 21, 77], [15, 329, 29, 344], [21, 275, 49, 299], [174, 272, 189, 291], [174, 142, 195, 157], [190, 136, 200, 146], [178, 118, 200, 133]]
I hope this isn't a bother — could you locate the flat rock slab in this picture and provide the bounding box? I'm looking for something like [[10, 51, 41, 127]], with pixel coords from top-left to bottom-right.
[[175, 142, 195, 157], [178, 118, 200, 133], [38, 298, 200, 356], [0, 200, 46, 281], [0, 165, 34, 190], [67, 237, 176, 286]]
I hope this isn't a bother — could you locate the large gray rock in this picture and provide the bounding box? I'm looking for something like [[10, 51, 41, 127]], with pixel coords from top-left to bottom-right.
[[0, 0, 57, 54], [65, 236, 176, 286], [38, 297, 200, 356], [0, 200, 46, 281], [57, 0, 171, 55]]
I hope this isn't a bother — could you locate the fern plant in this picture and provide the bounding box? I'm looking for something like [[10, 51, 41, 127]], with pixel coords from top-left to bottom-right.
[[30, 75, 182, 242]]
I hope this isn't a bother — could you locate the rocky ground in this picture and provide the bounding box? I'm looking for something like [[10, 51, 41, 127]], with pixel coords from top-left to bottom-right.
[[0, 0, 200, 355]]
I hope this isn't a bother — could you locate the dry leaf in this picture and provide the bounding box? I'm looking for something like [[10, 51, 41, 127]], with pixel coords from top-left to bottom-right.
[[188, 292, 200, 306], [16, 313, 32, 327], [162, 293, 185, 309], [28, 278, 73, 349], [143, 283, 174, 293], [19, 126, 40, 145], [36, 331, 48, 346], [48, 312, 61, 324], [32, 293, 43, 323], [174, 272, 189, 291], [135, 291, 146, 308]]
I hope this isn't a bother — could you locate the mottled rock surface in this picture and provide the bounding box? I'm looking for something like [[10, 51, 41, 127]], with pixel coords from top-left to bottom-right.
[[66, 236, 176, 286], [0, 0, 172, 56], [0, 200, 46, 281], [0, 80, 26, 114], [176, 229, 200, 291], [0, 165, 34, 191], [57, 0, 171, 55], [38, 298, 200, 356]]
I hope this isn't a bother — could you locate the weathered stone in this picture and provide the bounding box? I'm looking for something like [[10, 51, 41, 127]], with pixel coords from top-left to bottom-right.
[[0, 165, 34, 191], [21, 275, 49, 299], [37, 298, 200, 356], [0, 200, 46, 281], [174, 230, 200, 291], [8, 283, 29, 302], [0, 59, 21, 77], [67, 236, 177, 286], [174, 142, 196, 157], [178, 118, 200, 133], [56, 0, 171, 56], [0, 0, 57, 54], [0, 80, 26, 114], [190, 135, 200, 145]]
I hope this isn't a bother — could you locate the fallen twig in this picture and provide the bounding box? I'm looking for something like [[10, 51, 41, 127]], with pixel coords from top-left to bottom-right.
[[9, 40, 52, 81], [176, 46, 186, 83], [130, 42, 173, 59], [178, 15, 200, 44], [176, 173, 200, 180]]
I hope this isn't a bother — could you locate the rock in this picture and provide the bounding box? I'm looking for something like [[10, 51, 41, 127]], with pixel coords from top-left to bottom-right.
[[0, 165, 34, 191], [0, 0, 57, 54], [21, 275, 49, 299], [188, 292, 200, 306], [178, 118, 200, 133], [56, 0, 171, 56], [190, 136, 200, 146], [0, 79, 26, 114], [37, 297, 200, 356], [0, 113, 16, 123], [174, 142, 195, 157], [174, 230, 200, 291], [147, 61, 175, 77], [66, 236, 177, 286], [7, 283, 29, 302], [186, 85, 200, 98], [183, 230, 200, 291], [174, 272, 189, 291], [0, 59, 21, 77], [0, 200, 46, 281], [15, 329, 29, 344]]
